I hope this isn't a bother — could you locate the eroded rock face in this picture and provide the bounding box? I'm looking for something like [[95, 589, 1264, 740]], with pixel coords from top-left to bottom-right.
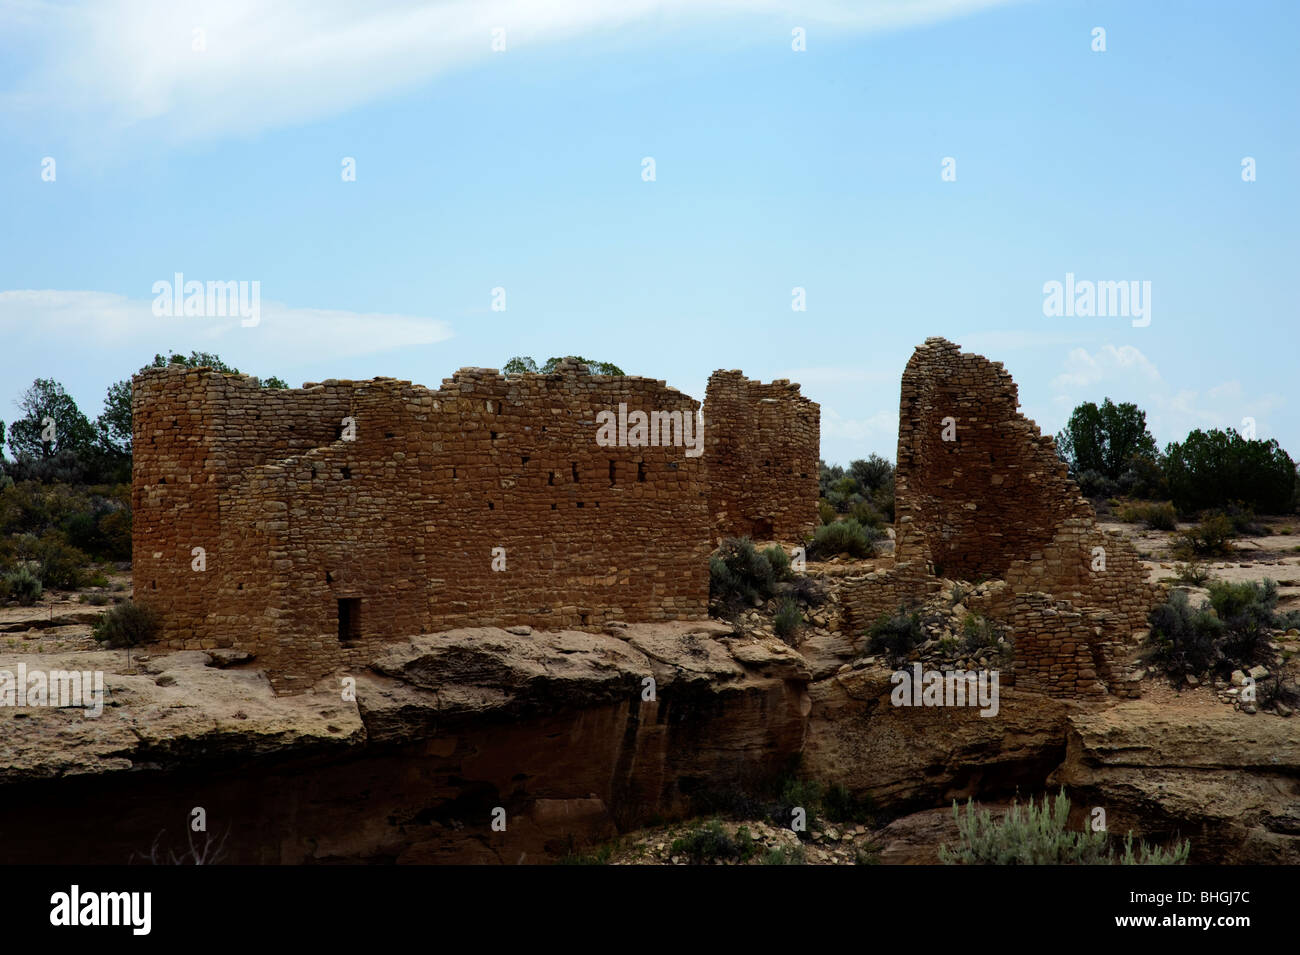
[[1051, 701, 1300, 864], [0, 623, 808, 863], [801, 665, 1070, 812]]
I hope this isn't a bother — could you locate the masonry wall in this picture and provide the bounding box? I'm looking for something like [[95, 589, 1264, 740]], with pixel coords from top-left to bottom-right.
[[881, 337, 1160, 700], [134, 363, 713, 691], [704, 371, 820, 542], [893, 337, 1093, 580], [838, 562, 941, 632]]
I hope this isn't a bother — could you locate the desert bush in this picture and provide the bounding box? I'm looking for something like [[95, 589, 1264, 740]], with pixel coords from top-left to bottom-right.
[[1074, 469, 1118, 500], [787, 574, 827, 607], [867, 605, 924, 662], [762, 844, 807, 865], [1145, 589, 1225, 676], [807, 519, 879, 560], [822, 783, 877, 825], [18, 531, 87, 590], [669, 820, 755, 864], [1172, 561, 1211, 585], [817, 499, 837, 525], [763, 544, 791, 580], [961, 613, 1004, 652], [1207, 579, 1278, 663], [1172, 513, 1235, 558], [4, 564, 42, 605], [1145, 580, 1283, 678], [709, 538, 778, 613], [91, 601, 162, 652], [1220, 501, 1267, 536], [773, 599, 802, 641], [848, 498, 884, 528], [940, 790, 1188, 865], [1118, 501, 1177, 530]]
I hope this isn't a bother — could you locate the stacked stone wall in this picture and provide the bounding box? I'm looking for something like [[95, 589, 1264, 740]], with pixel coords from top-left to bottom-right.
[[704, 371, 819, 542], [134, 363, 716, 690]]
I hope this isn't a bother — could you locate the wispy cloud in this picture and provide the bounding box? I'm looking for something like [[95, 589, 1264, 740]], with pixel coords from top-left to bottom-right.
[[0, 289, 453, 367], [1, 0, 1020, 146]]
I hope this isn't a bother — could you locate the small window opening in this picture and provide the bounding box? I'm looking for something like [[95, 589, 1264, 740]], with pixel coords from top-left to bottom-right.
[[521, 455, 530, 466], [341, 466, 352, 480], [489, 502, 495, 510], [608, 460, 616, 486], [548, 471, 555, 486], [637, 461, 646, 483], [338, 598, 362, 642], [571, 462, 579, 482]]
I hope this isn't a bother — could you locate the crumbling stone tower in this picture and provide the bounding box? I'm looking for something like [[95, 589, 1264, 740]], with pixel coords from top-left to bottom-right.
[[842, 337, 1160, 699], [704, 371, 820, 541]]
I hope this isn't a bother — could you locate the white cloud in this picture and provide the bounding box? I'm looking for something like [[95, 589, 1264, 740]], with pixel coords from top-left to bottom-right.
[[820, 405, 896, 442], [0, 288, 453, 366], [1, 0, 1020, 145], [1050, 344, 1162, 391]]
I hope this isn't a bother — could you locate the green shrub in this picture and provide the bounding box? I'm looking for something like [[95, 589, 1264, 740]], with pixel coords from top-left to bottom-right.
[[1119, 501, 1177, 530], [940, 790, 1188, 865], [822, 783, 877, 825], [1145, 580, 1283, 678], [1172, 513, 1235, 558], [1207, 579, 1278, 663], [4, 564, 42, 605], [91, 601, 161, 653], [961, 613, 1004, 653], [1173, 561, 1211, 586], [762, 545, 791, 580], [709, 538, 777, 613], [773, 599, 802, 641], [867, 605, 924, 661], [762, 844, 807, 865], [848, 499, 884, 528], [14, 530, 89, 590], [807, 519, 879, 560], [778, 778, 823, 832], [670, 820, 755, 864], [556, 844, 614, 865], [1145, 589, 1225, 676], [817, 499, 837, 525]]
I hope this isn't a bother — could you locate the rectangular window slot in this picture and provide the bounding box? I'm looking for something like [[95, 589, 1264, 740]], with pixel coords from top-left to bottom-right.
[[338, 598, 361, 642]]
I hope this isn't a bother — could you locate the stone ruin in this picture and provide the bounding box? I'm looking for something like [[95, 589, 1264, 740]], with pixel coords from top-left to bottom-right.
[[131, 338, 1160, 699], [840, 337, 1162, 698], [132, 361, 819, 691]]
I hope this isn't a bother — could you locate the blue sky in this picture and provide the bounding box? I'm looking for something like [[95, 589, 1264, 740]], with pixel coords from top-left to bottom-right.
[[1, 0, 1296, 466]]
